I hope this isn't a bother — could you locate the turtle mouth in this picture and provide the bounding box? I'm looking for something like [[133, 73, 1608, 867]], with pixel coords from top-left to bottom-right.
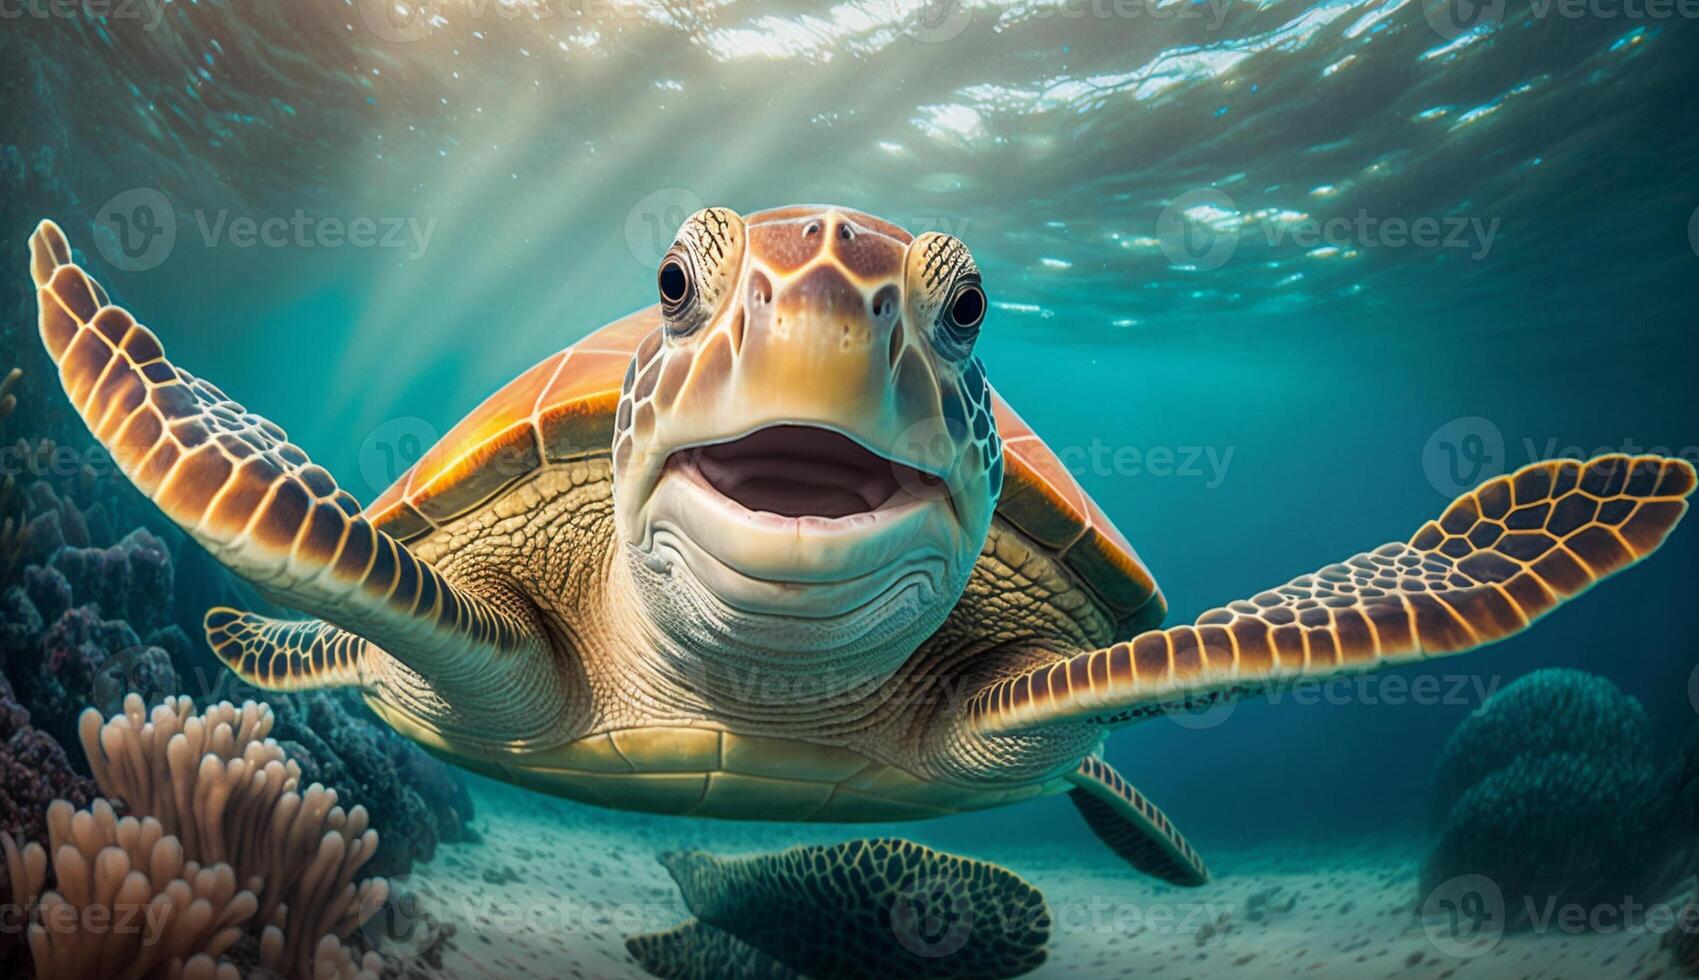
[[674, 425, 944, 520]]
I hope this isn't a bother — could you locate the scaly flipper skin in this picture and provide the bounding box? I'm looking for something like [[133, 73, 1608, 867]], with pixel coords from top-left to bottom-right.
[[29, 220, 567, 739], [1066, 756, 1208, 886], [204, 608, 373, 690], [658, 839, 1050, 980], [970, 454, 1694, 733]]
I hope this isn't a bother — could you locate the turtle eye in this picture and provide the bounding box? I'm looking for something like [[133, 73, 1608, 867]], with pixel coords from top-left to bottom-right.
[[946, 280, 986, 333], [938, 276, 986, 356], [658, 252, 694, 322], [907, 232, 985, 360]]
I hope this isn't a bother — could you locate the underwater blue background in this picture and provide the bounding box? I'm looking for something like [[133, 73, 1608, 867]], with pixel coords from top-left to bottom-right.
[[3, 0, 1697, 881]]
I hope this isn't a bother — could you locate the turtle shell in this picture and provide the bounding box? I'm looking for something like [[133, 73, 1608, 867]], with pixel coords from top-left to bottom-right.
[[366, 308, 1165, 636]]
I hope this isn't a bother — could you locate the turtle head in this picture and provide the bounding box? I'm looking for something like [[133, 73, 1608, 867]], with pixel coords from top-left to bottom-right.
[[610, 205, 1002, 688]]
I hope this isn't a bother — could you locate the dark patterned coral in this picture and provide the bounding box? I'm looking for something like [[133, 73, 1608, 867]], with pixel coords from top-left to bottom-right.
[[1428, 667, 1655, 823], [1421, 753, 1666, 926], [0, 402, 475, 905], [1423, 669, 1687, 931], [0, 674, 97, 842], [0, 671, 100, 979], [268, 690, 475, 878], [46, 525, 174, 633], [3, 531, 183, 770]]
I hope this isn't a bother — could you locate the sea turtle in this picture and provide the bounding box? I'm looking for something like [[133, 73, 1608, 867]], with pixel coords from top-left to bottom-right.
[[27, 209, 1694, 887]]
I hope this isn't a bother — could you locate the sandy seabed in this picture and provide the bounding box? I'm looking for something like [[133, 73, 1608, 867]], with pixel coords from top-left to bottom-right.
[[390, 778, 1687, 980]]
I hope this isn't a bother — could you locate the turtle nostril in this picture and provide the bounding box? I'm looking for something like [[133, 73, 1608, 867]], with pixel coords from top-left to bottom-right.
[[839, 224, 855, 242], [804, 221, 821, 237], [871, 284, 900, 323], [749, 271, 773, 306]]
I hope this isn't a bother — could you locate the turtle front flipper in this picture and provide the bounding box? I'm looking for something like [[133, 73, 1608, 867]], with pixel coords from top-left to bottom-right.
[[30, 220, 569, 740], [970, 454, 1694, 734], [204, 608, 378, 691], [1067, 756, 1208, 886]]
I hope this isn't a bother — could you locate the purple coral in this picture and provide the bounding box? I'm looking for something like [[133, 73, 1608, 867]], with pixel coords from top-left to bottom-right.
[[269, 690, 476, 878], [0, 463, 474, 896], [0, 670, 98, 838]]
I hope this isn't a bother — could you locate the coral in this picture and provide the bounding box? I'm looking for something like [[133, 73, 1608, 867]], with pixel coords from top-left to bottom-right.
[[0, 672, 97, 842], [0, 671, 99, 978], [0, 695, 392, 980], [0, 462, 472, 881], [1421, 669, 1698, 933], [4, 799, 256, 979], [0, 414, 472, 910], [75, 695, 389, 979], [47, 527, 175, 634], [27, 606, 144, 756], [1664, 722, 1699, 829], [0, 490, 186, 771], [1427, 667, 1655, 822], [1420, 752, 1666, 926], [268, 691, 474, 878]]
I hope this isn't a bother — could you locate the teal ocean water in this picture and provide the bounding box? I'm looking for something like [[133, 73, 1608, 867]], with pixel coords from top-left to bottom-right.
[[3, 2, 1698, 977]]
